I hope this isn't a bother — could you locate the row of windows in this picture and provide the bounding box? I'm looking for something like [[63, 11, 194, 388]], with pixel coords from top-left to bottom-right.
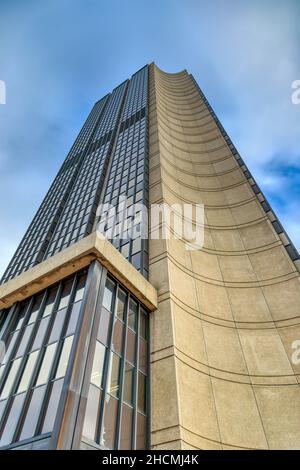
[[0, 272, 87, 447], [98, 108, 149, 277], [2, 94, 111, 281], [1, 98, 109, 283], [91, 82, 128, 143], [44, 82, 128, 259], [45, 144, 110, 257], [82, 276, 148, 450], [0, 265, 150, 450], [2, 65, 150, 285], [65, 96, 109, 162], [122, 66, 148, 120]]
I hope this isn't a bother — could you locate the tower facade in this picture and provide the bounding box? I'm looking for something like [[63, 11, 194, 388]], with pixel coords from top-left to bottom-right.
[[0, 64, 300, 450]]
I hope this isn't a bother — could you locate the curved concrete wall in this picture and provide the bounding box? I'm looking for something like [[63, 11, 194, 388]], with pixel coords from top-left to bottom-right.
[[149, 64, 300, 449]]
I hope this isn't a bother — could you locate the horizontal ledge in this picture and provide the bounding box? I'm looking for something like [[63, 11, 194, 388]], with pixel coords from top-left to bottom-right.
[[0, 232, 158, 312]]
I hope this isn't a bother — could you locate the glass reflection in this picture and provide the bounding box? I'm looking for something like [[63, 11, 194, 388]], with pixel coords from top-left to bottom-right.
[[116, 289, 126, 321], [103, 279, 115, 311], [120, 404, 133, 450], [100, 395, 118, 449], [82, 384, 100, 441], [128, 299, 137, 331], [97, 308, 111, 346], [0, 392, 26, 446], [41, 379, 63, 433], [91, 341, 105, 388], [111, 319, 123, 355], [15, 324, 34, 358], [0, 358, 22, 400], [19, 385, 46, 441], [55, 336, 73, 378], [137, 372, 146, 413], [17, 350, 39, 393], [31, 317, 50, 351], [123, 362, 134, 405], [107, 353, 120, 398], [42, 288, 58, 318], [36, 343, 57, 386]]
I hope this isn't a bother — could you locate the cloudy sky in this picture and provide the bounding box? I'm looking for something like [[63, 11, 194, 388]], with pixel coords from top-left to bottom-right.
[[0, 0, 299, 277]]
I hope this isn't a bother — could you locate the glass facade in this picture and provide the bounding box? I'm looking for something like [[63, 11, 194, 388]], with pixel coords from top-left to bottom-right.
[[98, 66, 149, 278], [0, 268, 149, 450], [2, 98, 109, 283], [44, 81, 128, 258], [0, 271, 87, 448], [1, 66, 150, 284], [81, 276, 149, 450]]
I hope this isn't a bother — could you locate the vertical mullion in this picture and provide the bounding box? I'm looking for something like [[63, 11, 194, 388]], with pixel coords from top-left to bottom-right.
[[132, 301, 140, 450], [96, 278, 117, 446], [115, 287, 129, 449]]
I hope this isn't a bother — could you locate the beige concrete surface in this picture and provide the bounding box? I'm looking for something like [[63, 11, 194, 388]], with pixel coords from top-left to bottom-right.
[[148, 63, 300, 450]]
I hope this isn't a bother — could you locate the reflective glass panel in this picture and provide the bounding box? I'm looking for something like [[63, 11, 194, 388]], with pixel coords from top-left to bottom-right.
[[2, 332, 18, 364], [31, 317, 50, 351], [17, 350, 39, 393], [139, 339, 147, 374], [128, 299, 137, 331], [112, 318, 123, 355], [41, 379, 63, 433], [15, 324, 34, 358], [136, 412, 146, 450], [120, 404, 133, 450], [125, 328, 136, 365], [123, 362, 134, 405], [19, 385, 46, 441], [74, 274, 86, 303], [97, 308, 111, 346], [66, 302, 81, 336], [116, 289, 126, 321], [36, 343, 57, 386], [0, 392, 26, 446], [103, 279, 115, 311], [107, 353, 120, 398], [100, 395, 118, 449], [91, 341, 105, 388], [42, 288, 58, 318], [48, 308, 66, 344], [0, 357, 22, 399], [82, 384, 100, 441], [55, 336, 73, 378], [137, 372, 146, 413], [139, 308, 147, 340], [57, 281, 73, 311], [28, 296, 43, 324]]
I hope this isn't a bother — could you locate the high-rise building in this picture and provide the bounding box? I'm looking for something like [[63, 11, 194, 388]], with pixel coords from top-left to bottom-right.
[[0, 63, 300, 450]]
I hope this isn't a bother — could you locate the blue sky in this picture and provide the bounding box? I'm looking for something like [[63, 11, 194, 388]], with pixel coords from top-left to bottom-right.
[[0, 0, 299, 277]]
